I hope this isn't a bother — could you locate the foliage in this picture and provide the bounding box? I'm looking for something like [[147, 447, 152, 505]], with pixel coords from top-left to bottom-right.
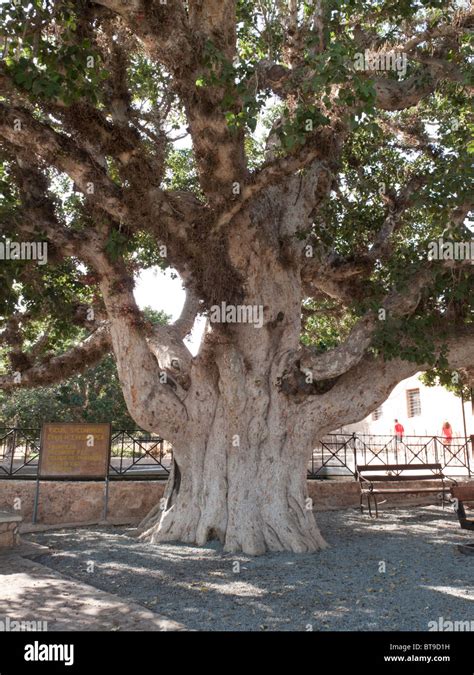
[[0, 307, 169, 428], [0, 0, 472, 410]]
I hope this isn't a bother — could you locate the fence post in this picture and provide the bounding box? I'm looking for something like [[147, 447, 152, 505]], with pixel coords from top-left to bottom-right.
[[119, 432, 124, 475], [102, 476, 110, 522], [469, 435, 474, 478], [32, 474, 41, 524], [9, 428, 16, 476], [352, 433, 357, 481], [433, 436, 439, 466]]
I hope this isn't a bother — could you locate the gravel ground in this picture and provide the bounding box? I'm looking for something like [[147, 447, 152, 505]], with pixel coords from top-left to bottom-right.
[[25, 506, 474, 631]]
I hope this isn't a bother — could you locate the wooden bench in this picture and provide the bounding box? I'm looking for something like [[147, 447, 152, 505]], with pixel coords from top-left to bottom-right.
[[356, 463, 456, 518], [450, 484, 474, 531]]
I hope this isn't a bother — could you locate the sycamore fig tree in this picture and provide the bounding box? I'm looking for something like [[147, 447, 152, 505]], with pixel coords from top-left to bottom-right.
[[0, 0, 473, 554]]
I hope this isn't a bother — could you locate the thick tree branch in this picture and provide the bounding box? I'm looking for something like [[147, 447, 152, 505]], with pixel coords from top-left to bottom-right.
[[305, 324, 474, 441], [1, 106, 204, 266], [0, 103, 127, 221], [8, 150, 95, 258], [372, 72, 437, 111], [173, 289, 202, 339], [92, 0, 246, 206], [256, 43, 470, 114], [299, 264, 433, 381], [86, 249, 188, 437], [301, 172, 432, 295], [0, 324, 111, 391], [214, 126, 341, 233], [188, 0, 237, 59], [4, 152, 193, 433]]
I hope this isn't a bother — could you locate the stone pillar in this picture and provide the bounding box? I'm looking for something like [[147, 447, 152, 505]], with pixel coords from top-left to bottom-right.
[[0, 511, 22, 550]]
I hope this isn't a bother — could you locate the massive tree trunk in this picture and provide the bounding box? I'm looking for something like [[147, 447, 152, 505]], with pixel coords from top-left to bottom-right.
[[142, 436, 327, 555], [139, 223, 328, 554], [138, 354, 328, 555]]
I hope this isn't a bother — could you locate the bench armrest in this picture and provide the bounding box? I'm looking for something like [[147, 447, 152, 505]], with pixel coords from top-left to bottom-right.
[[358, 473, 374, 491], [441, 473, 457, 485]]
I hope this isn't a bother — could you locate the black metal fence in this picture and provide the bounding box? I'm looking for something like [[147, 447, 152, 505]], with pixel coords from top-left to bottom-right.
[[0, 428, 171, 480], [308, 434, 473, 479], [0, 427, 472, 480]]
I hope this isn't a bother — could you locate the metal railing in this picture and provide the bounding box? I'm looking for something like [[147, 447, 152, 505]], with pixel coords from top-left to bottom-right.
[[0, 428, 41, 478], [109, 430, 171, 478], [0, 428, 471, 480], [308, 433, 473, 479], [0, 428, 171, 480]]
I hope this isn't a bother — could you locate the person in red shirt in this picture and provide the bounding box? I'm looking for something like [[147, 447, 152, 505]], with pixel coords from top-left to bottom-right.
[[394, 419, 404, 442], [442, 421, 453, 446]]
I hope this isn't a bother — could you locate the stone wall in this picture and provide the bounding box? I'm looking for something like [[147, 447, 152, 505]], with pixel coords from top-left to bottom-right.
[[308, 479, 465, 511], [0, 478, 471, 530], [0, 512, 21, 548], [0, 480, 166, 528]]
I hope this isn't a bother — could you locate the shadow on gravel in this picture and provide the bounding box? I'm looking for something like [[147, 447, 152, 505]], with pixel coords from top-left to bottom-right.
[[22, 507, 474, 632], [0, 560, 187, 631]]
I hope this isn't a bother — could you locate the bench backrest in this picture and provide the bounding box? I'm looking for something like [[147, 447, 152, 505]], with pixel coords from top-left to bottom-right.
[[356, 463, 444, 481]]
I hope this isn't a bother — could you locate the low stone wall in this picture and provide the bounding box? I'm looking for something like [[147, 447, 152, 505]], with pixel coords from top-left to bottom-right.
[[0, 480, 166, 528], [0, 478, 471, 530], [0, 511, 21, 549], [308, 479, 465, 511]]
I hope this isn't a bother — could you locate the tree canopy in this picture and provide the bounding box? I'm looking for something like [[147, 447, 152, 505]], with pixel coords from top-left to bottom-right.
[[0, 1, 472, 399]]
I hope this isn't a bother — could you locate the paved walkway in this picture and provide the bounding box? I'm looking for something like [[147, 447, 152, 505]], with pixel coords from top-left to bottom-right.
[[0, 548, 184, 631]]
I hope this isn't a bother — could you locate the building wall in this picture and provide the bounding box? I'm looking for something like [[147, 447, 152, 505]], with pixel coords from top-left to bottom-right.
[[334, 373, 474, 437]]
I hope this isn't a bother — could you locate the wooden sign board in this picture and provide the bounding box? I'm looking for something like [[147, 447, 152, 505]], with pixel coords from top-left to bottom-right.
[[40, 423, 111, 478]]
